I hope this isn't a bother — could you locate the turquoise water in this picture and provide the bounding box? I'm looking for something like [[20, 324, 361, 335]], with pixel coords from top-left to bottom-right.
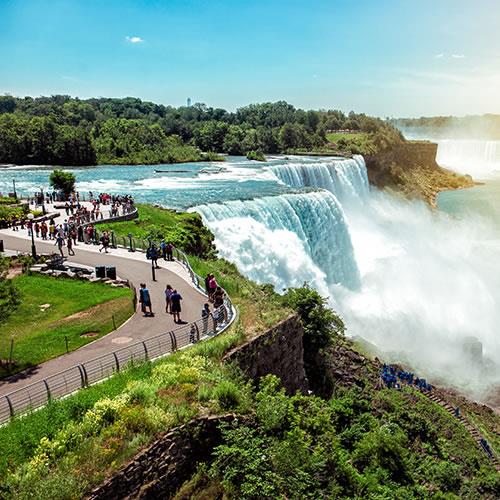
[[0, 156, 340, 209], [438, 181, 500, 234]]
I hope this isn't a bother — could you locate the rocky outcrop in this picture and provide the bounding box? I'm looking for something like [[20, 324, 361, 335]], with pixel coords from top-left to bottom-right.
[[222, 315, 308, 394], [366, 141, 475, 207], [87, 414, 238, 500]]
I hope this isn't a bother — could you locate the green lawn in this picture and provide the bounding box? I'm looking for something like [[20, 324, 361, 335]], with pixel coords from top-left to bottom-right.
[[0, 274, 134, 378], [98, 203, 216, 258]]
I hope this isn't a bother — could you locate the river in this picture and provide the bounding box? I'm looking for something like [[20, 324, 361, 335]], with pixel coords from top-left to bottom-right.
[[0, 149, 499, 403]]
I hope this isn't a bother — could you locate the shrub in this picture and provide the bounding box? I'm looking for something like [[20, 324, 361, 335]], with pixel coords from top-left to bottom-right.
[[213, 380, 241, 410], [49, 169, 76, 198]]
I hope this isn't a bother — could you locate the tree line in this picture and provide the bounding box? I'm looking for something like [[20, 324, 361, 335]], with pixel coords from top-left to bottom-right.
[[0, 95, 403, 165]]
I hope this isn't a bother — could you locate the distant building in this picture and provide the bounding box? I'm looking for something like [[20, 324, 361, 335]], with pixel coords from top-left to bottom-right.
[[187, 97, 191, 107]]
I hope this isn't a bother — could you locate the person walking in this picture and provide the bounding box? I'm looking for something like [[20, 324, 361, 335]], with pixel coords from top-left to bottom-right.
[[160, 240, 167, 260], [55, 234, 65, 257], [40, 221, 48, 240], [49, 220, 56, 240], [208, 274, 218, 302], [164, 284, 173, 314], [202, 302, 210, 335], [166, 242, 174, 261], [34, 222, 40, 238], [67, 235, 75, 256], [150, 244, 160, 268], [170, 289, 183, 323], [99, 231, 110, 253], [139, 283, 153, 317]]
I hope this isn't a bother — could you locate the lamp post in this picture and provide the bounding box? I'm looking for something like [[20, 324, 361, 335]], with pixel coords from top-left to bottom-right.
[[12, 179, 17, 201], [148, 239, 156, 282], [40, 186, 46, 215], [27, 213, 37, 259]]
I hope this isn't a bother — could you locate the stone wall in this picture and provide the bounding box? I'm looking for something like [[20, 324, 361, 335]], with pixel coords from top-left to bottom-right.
[[88, 208, 139, 226], [222, 315, 308, 394], [87, 414, 238, 500]]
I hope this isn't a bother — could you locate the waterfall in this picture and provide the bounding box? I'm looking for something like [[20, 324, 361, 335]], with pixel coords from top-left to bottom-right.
[[193, 190, 361, 291], [436, 140, 500, 179], [270, 155, 369, 201]]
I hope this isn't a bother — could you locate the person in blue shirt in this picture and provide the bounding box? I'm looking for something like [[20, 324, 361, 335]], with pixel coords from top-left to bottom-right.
[[139, 283, 153, 316], [171, 289, 183, 323]]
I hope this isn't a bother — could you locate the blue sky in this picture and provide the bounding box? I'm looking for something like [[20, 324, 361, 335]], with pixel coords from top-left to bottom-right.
[[1, 0, 500, 116]]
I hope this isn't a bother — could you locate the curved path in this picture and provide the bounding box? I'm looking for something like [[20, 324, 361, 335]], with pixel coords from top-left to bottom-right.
[[0, 218, 207, 396]]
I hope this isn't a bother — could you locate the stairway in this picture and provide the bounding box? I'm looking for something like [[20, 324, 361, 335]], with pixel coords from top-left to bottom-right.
[[426, 392, 500, 472]]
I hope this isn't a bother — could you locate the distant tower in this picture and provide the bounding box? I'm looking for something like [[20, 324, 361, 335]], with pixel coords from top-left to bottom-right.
[[187, 97, 191, 107]]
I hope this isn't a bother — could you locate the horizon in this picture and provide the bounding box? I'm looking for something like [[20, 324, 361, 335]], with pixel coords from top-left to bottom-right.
[[2, 0, 500, 117]]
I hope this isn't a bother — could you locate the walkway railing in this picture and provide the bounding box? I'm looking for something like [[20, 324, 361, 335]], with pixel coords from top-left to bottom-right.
[[0, 302, 234, 425], [0, 205, 236, 425]]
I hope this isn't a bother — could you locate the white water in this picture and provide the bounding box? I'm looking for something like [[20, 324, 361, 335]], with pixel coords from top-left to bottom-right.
[[193, 155, 500, 400], [270, 155, 369, 202], [194, 190, 361, 291], [436, 140, 500, 179]]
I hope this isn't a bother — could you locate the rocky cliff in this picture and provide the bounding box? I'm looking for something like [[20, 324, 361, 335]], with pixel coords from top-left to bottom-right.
[[366, 141, 475, 207]]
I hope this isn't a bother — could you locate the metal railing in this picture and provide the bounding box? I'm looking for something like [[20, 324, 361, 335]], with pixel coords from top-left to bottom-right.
[[0, 207, 235, 425], [0, 303, 234, 425]]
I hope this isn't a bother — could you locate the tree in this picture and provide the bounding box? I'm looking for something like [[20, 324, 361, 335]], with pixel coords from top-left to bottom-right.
[[49, 170, 76, 197]]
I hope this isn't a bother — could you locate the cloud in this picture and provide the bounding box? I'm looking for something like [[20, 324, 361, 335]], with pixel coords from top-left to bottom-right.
[[434, 53, 444, 59], [452, 54, 465, 59], [125, 36, 144, 44]]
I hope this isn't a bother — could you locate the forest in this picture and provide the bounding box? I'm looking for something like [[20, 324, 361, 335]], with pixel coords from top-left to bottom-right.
[[0, 95, 403, 165]]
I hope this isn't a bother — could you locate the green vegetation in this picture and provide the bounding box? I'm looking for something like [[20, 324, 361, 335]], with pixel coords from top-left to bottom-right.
[[49, 169, 76, 197], [92, 118, 203, 164], [0, 206, 497, 499], [191, 377, 498, 499], [326, 126, 403, 155], [0, 95, 403, 165], [0, 273, 134, 377], [246, 150, 266, 161], [98, 204, 217, 259]]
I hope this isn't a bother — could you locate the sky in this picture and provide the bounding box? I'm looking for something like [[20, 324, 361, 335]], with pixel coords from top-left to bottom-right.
[[1, 0, 500, 117]]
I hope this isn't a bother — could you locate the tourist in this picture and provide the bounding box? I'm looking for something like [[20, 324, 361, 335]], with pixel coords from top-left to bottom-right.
[[54, 234, 65, 257], [67, 235, 75, 256], [166, 242, 174, 261], [204, 273, 211, 296], [164, 284, 173, 313], [208, 274, 218, 302], [149, 244, 160, 268], [170, 289, 183, 323], [160, 240, 167, 260], [70, 227, 77, 246], [34, 222, 40, 238], [99, 231, 110, 253], [202, 303, 210, 335], [139, 283, 153, 317], [213, 286, 225, 308], [49, 220, 56, 240], [64, 202, 70, 215], [40, 221, 48, 240]]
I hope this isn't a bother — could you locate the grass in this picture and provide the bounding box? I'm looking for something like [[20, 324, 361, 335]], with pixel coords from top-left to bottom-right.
[[326, 132, 377, 155], [98, 204, 216, 258], [0, 274, 134, 377], [0, 326, 251, 497]]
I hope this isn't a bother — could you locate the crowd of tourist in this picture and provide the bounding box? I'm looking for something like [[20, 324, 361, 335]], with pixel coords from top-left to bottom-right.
[[381, 364, 433, 392]]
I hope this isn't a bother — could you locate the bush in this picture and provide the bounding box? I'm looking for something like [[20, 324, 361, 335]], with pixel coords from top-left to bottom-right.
[[213, 380, 241, 410]]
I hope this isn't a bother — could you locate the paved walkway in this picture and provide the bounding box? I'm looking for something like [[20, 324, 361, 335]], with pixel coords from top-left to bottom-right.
[[0, 206, 207, 396]]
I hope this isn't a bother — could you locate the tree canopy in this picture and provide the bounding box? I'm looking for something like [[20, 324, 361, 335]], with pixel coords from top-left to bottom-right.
[[0, 95, 404, 165]]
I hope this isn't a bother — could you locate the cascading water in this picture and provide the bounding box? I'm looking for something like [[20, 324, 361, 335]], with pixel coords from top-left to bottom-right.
[[436, 139, 500, 178], [193, 190, 361, 292], [269, 155, 369, 201]]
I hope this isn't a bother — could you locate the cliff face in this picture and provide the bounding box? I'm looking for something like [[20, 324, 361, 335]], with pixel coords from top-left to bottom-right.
[[222, 315, 308, 394], [365, 141, 475, 207]]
